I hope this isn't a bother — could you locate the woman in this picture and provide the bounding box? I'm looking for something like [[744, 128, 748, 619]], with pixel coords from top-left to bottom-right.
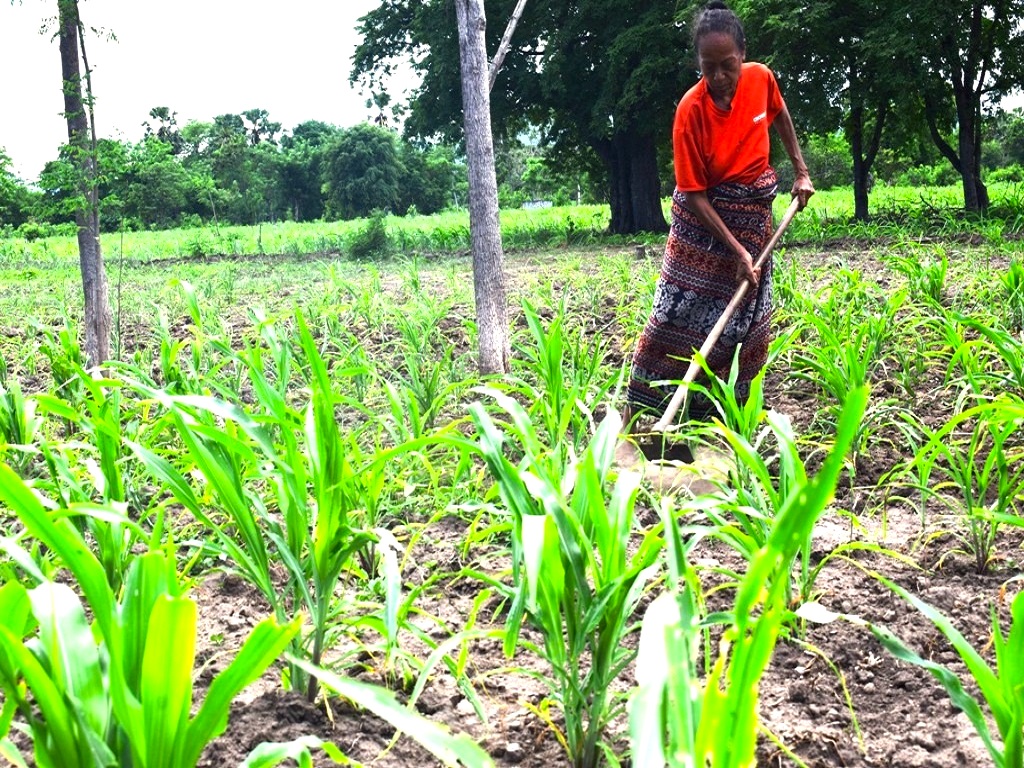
[[622, 0, 814, 443]]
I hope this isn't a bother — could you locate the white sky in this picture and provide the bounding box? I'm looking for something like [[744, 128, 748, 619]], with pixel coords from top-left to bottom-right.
[[0, 0, 416, 181]]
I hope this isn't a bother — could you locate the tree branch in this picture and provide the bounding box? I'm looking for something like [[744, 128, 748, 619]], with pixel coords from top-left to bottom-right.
[[489, 0, 529, 92]]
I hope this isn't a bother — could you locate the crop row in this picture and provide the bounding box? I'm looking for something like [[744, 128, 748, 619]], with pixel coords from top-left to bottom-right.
[[0, 233, 1023, 766]]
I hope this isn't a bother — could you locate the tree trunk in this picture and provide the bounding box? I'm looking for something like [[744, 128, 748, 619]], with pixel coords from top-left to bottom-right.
[[849, 98, 887, 222], [956, 90, 989, 211], [849, 103, 870, 222], [58, 0, 111, 367], [455, 0, 510, 375], [595, 131, 668, 235]]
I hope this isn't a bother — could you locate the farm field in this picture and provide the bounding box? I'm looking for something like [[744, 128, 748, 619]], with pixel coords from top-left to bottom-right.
[[1, 193, 1024, 767]]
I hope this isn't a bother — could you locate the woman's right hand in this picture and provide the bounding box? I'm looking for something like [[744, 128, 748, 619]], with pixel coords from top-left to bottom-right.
[[736, 250, 760, 286]]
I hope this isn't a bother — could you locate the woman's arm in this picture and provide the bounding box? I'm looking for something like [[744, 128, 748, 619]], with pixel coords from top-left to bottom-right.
[[684, 190, 761, 285], [774, 101, 815, 209]]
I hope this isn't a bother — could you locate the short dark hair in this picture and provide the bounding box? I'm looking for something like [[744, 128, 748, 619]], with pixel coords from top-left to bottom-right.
[[692, 1, 746, 53]]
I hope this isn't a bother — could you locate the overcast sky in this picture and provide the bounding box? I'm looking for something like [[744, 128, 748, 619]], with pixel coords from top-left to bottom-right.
[[0, 0, 416, 180]]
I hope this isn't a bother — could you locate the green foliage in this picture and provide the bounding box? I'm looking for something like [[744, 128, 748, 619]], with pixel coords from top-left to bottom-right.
[[347, 209, 393, 260], [629, 387, 869, 767], [322, 123, 405, 220], [798, 132, 853, 190], [0, 466, 302, 768], [468, 394, 662, 768], [871, 584, 1024, 768], [0, 149, 34, 230], [903, 398, 1024, 572], [1003, 257, 1024, 331], [808, 581, 1024, 768]]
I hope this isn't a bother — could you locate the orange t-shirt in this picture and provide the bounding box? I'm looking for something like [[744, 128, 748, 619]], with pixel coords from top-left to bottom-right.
[[673, 62, 783, 192]]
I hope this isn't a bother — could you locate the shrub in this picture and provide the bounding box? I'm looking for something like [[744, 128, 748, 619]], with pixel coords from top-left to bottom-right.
[[347, 210, 393, 260]]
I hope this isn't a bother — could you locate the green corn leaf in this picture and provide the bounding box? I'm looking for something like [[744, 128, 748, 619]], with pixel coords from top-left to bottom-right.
[[241, 735, 355, 767], [521, 513, 564, 620], [875, 575, 1001, 713], [993, 592, 1024, 765], [182, 614, 303, 767], [140, 595, 197, 768], [0, 465, 115, 643], [868, 620, 1003, 768], [0, 628, 81, 768], [288, 656, 495, 768], [375, 527, 403, 657], [0, 739, 29, 768], [28, 582, 109, 741], [0, 591, 119, 768]]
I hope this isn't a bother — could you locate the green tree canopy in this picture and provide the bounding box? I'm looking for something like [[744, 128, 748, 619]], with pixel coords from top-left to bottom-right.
[[906, 0, 1024, 210], [0, 148, 34, 229], [353, 0, 690, 233], [322, 123, 405, 219]]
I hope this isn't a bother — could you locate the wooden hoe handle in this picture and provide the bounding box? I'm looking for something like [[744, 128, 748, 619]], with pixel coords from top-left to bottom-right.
[[651, 195, 802, 432]]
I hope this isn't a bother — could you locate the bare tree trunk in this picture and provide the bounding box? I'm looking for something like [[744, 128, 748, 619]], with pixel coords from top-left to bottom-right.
[[456, 0, 510, 375], [58, 0, 111, 367], [594, 131, 668, 234], [489, 0, 529, 92]]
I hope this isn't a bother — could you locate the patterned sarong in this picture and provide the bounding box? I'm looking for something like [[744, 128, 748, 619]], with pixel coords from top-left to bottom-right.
[[627, 167, 778, 419]]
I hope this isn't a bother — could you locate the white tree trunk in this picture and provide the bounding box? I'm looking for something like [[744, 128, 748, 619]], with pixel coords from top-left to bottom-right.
[[456, 0, 510, 375]]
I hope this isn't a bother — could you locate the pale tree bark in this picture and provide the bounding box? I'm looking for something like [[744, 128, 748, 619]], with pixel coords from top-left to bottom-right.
[[58, 0, 112, 367], [456, 0, 510, 375], [488, 0, 529, 92]]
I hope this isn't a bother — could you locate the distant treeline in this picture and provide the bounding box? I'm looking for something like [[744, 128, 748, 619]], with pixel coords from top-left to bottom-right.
[[2, 104, 1023, 238], [0, 107, 590, 237]]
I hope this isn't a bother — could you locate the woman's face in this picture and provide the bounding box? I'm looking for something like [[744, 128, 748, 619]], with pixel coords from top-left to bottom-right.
[[698, 31, 744, 104]]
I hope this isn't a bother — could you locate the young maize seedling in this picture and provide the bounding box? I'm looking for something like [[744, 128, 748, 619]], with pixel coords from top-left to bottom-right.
[[468, 388, 662, 768], [801, 578, 1024, 768], [629, 385, 868, 767], [0, 464, 301, 768]]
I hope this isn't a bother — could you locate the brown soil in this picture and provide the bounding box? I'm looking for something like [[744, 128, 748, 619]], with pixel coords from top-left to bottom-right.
[[10, 242, 1021, 767], [191, 236, 1020, 766]]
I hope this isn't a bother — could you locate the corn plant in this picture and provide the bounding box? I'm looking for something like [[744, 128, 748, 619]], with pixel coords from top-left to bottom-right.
[[512, 299, 609, 460], [0, 354, 39, 473], [0, 465, 486, 768], [903, 397, 1024, 572], [153, 306, 197, 394], [791, 293, 899, 404], [0, 464, 301, 768], [803, 578, 1024, 768], [878, 579, 1023, 768], [384, 342, 466, 439], [34, 316, 86, 405], [629, 386, 868, 767], [1003, 257, 1024, 331], [128, 312, 446, 702], [790, 298, 902, 475], [467, 389, 663, 768], [29, 371, 151, 592], [955, 314, 1024, 396], [885, 246, 948, 305]]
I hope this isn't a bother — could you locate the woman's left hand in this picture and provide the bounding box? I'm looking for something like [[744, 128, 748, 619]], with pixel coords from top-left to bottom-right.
[[792, 171, 815, 210]]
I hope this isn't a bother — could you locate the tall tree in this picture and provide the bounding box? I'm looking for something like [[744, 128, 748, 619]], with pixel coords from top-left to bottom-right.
[[742, 0, 902, 221], [279, 120, 341, 221], [0, 149, 33, 229], [353, 0, 687, 234], [142, 106, 184, 154], [908, 0, 1024, 211], [321, 123, 405, 219], [456, 0, 510, 374], [58, 0, 112, 366]]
